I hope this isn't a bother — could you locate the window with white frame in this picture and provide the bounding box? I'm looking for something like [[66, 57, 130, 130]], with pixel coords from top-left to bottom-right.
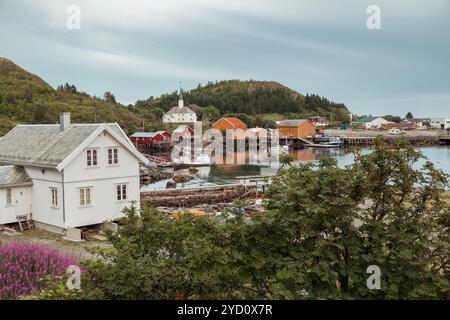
[[108, 148, 118, 165], [116, 184, 127, 201], [86, 149, 98, 167], [50, 187, 58, 207], [79, 187, 92, 206], [6, 188, 12, 205]]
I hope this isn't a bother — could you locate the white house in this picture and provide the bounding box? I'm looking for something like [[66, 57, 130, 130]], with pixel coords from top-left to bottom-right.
[[351, 117, 390, 129], [403, 118, 423, 127], [430, 118, 450, 130], [0, 113, 148, 233], [162, 89, 197, 123], [0, 166, 32, 225]]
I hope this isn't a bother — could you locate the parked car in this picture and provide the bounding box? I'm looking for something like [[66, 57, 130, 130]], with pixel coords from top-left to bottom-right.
[[388, 129, 403, 135]]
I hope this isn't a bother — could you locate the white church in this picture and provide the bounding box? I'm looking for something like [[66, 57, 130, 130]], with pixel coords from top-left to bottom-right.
[[0, 113, 149, 233], [162, 85, 197, 124]]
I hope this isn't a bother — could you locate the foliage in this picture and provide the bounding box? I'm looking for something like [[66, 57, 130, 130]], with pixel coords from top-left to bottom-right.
[[0, 242, 77, 300], [0, 57, 152, 136], [0, 58, 351, 136], [201, 105, 221, 124], [136, 80, 350, 123], [263, 138, 449, 299], [46, 139, 449, 300], [383, 115, 402, 123]]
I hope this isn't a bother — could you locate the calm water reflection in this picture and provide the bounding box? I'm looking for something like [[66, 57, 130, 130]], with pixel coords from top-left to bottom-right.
[[141, 146, 450, 190]]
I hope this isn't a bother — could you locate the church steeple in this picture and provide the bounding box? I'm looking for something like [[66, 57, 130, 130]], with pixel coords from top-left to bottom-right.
[[178, 81, 184, 108]]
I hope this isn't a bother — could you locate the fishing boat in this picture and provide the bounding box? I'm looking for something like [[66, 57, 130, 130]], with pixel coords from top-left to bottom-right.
[[305, 137, 343, 148]]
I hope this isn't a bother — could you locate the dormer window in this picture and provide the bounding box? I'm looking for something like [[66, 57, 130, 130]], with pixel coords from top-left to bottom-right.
[[86, 149, 98, 167], [108, 148, 118, 165]]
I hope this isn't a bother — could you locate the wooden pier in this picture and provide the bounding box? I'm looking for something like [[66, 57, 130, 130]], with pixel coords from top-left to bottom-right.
[[439, 134, 450, 145], [141, 184, 259, 207], [339, 135, 441, 146]]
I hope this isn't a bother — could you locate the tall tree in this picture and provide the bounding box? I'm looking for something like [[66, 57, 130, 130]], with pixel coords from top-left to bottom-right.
[[104, 91, 117, 104]]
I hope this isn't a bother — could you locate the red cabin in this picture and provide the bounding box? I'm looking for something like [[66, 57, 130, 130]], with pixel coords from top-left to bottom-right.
[[156, 131, 172, 140], [130, 132, 165, 145]]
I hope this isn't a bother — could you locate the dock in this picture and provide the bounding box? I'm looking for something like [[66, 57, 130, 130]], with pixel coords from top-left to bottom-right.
[[439, 134, 450, 145], [141, 184, 260, 207]]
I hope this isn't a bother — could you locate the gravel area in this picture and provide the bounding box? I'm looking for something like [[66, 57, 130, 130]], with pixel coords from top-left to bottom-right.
[[0, 228, 111, 261]]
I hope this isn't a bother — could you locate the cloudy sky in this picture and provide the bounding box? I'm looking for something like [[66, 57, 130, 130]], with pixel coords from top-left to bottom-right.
[[1, 0, 449, 117]]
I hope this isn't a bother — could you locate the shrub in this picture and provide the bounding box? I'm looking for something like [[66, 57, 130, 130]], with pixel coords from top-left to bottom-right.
[[0, 242, 77, 299]]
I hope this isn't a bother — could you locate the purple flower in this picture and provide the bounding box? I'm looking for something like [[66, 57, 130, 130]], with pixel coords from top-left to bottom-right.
[[0, 241, 77, 299]]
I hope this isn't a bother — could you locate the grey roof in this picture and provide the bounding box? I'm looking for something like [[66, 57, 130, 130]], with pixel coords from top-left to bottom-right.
[[403, 118, 424, 123], [130, 132, 156, 138], [352, 116, 378, 123], [0, 166, 31, 188], [0, 123, 131, 168], [173, 125, 192, 133], [277, 119, 309, 127], [165, 105, 196, 115]]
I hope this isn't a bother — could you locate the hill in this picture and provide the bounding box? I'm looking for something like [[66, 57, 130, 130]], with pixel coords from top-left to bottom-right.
[[0, 58, 351, 136], [135, 80, 350, 125], [0, 57, 149, 136]]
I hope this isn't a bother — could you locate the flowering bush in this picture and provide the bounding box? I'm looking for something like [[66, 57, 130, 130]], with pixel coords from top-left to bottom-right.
[[0, 241, 77, 299]]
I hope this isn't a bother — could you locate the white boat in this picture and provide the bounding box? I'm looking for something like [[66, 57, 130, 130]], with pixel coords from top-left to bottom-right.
[[305, 137, 343, 148], [173, 153, 212, 167], [280, 145, 290, 154]]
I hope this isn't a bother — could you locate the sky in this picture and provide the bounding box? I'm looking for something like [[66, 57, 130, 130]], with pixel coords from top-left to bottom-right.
[[0, 0, 449, 117]]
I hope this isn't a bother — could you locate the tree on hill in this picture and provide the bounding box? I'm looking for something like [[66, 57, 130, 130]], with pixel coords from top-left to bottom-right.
[[104, 91, 117, 104], [0, 58, 151, 135], [405, 112, 414, 119], [201, 106, 220, 123], [383, 115, 402, 123]]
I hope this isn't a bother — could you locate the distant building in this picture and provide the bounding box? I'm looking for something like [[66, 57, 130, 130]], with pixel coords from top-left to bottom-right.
[[402, 118, 429, 127], [130, 132, 165, 145], [212, 117, 248, 131], [382, 123, 417, 131], [430, 118, 450, 130], [276, 119, 316, 139], [309, 116, 329, 127], [156, 131, 172, 140], [172, 125, 194, 142], [162, 86, 197, 123], [0, 166, 32, 225], [351, 117, 390, 129]]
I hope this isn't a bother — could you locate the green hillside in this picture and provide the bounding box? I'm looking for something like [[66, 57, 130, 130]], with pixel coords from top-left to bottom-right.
[[0, 58, 351, 136], [135, 80, 350, 125], [0, 57, 150, 136]]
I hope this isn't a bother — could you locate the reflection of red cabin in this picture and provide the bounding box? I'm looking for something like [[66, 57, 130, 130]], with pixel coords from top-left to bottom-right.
[[172, 125, 194, 142], [130, 132, 165, 145], [309, 116, 329, 127]]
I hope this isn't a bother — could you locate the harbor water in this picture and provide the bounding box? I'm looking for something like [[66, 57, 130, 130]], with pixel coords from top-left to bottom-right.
[[141, 146, 450, 191]]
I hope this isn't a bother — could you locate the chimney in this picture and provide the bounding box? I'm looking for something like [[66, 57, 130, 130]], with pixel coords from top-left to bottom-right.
[[60, 112, 71, 132]]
